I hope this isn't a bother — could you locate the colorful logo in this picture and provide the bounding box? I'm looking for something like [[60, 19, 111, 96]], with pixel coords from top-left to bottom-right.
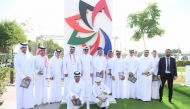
[[65, 0, 112, 55]]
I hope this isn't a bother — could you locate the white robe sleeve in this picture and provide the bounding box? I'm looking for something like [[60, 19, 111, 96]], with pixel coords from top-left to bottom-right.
[[92, 84, 98, 97], [48, 58, 53, 77], [77, 57, 81, 73], [90, 56, 93, 73], [68, 81, 75, 99], [34, 57, 40, 74], [149, 60, 154, 73], [62, 57, 68, 75], [61, 60, 64, 79], [28, 55, 34, 78], [103, 84, 111, 94], [79, 81, 85, 101], [103, 58, 107, 71], [14, 54, 25, 79]]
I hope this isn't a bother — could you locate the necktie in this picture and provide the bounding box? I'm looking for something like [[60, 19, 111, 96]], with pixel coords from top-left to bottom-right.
[[166, 58, 170, 71]]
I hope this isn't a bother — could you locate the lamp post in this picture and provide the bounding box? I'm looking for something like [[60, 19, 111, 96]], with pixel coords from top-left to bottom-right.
[[10, 47, 14, 84]]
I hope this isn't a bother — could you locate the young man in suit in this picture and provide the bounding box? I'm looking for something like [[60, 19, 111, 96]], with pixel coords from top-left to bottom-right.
[[158, 49, 177, 104]]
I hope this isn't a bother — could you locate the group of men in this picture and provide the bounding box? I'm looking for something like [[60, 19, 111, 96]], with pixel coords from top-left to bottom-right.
[[14, 42, 177, 109]]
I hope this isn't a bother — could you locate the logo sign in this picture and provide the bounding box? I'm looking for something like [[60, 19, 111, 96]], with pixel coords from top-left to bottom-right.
[[64, 0, 112, 55]]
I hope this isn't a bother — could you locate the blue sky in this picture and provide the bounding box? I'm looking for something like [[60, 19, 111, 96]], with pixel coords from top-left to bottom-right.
[[0, 0, 190, 52]]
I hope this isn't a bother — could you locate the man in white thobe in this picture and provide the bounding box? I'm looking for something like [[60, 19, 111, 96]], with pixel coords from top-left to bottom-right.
[[93, 77, 111, 109], [49, 49, 63, 103], [125, 49, 139, 99], [80, 46, 93, 99], [112, 50, 126, 99], [137, 50, 154, 101], [67, 71, 85, 109], [63, 46, 81, 100], [93, 47, 107, 83], [105, 50, 114, 92], [34, 46, 49, 105], [14, 42, 34, 109], [151, 50, 160, 99]]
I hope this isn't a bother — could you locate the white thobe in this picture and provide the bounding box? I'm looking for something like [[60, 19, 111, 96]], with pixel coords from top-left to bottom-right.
[[49, 56, 63, 102], [14, 52, 34, 109], [112, 58, 126, 99], [63, 54, 81, 100], [34, 55, 49, 105], [151, 57, 160, 99], [67, 79, 85, 109], [125, 56, 138, 99], [105, 57, 115, 92], [93, 55, 107, 82], [80, 54, 93, 99], [93, 83, 111, 108], [137, 57, 154, 101]]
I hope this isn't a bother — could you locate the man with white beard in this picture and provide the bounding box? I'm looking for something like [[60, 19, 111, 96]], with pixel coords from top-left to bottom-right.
[[93, 77, 111, 109], [67, 71, 85, 109], [14, 42, 34, 109], [151, 50, 160, 99], [80, 46, 93, 100], [93, 47, 107, 83], [49, 49, 63, 103], [105, 50, 114, 93], [125, 49, 139, 99], [112, 50, 126, 99], [137, 50, 154, 101], [63, 46, 81, 100], [34, 46, 49, 105]]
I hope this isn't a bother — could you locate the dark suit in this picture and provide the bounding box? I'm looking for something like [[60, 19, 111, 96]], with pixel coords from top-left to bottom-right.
[[158, 57, 177, 102]]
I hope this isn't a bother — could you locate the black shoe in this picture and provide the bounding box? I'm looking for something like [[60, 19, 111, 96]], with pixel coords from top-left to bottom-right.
[[159, 99, 163, 103], [169, 101, 174, 104]]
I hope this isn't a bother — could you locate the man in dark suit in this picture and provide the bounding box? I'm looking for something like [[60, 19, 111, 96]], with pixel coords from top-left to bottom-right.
[[158, 49, 177, 104]]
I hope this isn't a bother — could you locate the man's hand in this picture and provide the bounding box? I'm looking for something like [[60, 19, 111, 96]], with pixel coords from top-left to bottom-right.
[[174, 76, 177, 80], [65, 74, 68, 77], [50, 77, 54, 80], [112, 76, 115, 80], [23, 76, 30, 81], [72, 96, 77, 100], [108, 70, 112, 76], [158, 75, 161, 80], [103, 92, 108, 95], [120, 75, 125, 80], [38, 71, 43, 75], [129, 72, 133, 77]]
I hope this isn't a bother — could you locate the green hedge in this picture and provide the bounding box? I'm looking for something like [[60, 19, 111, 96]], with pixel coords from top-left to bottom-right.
[[176, 60, 190, 67], [0, 67, 10, 94]]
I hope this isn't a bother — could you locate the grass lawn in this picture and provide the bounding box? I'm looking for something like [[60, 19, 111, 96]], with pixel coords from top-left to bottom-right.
[[174, 84, 190, 97], [59, 85, 190, 109]]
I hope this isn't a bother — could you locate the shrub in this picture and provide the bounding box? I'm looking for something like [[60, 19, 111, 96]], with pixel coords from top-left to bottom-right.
[[176, 60, 190, 67], [0, 67, 10, 94]]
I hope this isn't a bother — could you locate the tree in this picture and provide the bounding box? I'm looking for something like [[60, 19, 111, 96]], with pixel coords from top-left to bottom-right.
[[171, 48, 181, 54], [34, 37, 64, 57], [0, 20, 27, 52], [127, 2, 165, 49], [45, 39, 64, 56]]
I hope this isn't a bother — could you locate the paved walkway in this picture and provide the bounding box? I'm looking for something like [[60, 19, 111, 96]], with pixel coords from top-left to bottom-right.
[[0, 86, 61, 109]]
